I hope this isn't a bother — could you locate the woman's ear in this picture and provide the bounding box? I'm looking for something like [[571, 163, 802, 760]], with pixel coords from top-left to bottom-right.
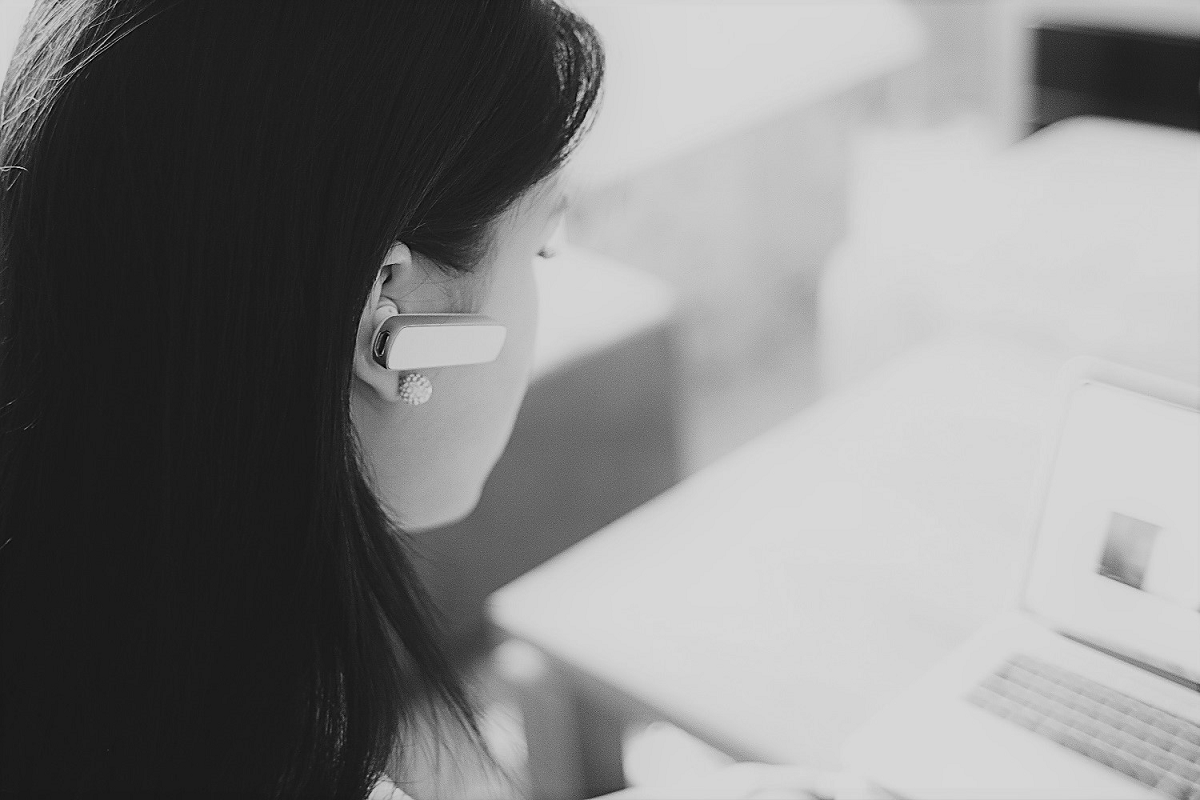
[[353, 243, 412, 404]]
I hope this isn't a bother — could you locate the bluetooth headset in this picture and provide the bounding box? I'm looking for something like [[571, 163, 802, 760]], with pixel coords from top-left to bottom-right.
[[371, 310, 507, 405]]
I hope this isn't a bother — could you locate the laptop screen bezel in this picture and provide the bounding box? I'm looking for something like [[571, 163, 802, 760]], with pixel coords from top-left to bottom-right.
[[1019, 357, 1200, 687]]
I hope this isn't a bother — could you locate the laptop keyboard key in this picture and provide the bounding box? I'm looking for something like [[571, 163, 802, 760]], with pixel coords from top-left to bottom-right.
[[1132, 759, 1165, 788], [1169, 737, 1200, 762], [1167, 745, 1192, 765], [1145, 728, 1179, 754], [1147, 748, 1180, 773], [1058, 729, 1093, 757], [1125, 738, 1156, 763], [1103, 751, 1138, 778], [1156, 774, 1195, 800], [1176, 762, 1200, 785]]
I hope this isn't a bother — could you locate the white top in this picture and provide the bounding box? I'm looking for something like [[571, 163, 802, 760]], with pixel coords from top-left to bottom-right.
[[368, 776, 412, 800]]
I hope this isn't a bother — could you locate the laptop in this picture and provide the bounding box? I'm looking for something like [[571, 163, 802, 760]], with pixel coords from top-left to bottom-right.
[[842, 356, 1200, 800]]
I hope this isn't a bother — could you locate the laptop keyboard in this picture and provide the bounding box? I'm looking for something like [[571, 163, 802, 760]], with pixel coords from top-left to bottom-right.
[[967, 653, 1200, 800]]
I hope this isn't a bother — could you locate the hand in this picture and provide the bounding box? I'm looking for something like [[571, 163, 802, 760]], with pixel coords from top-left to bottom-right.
[[597, 762, 837, 800]]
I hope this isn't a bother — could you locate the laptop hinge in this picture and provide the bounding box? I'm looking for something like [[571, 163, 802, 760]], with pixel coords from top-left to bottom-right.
[[1060, 631, 1200, 694]]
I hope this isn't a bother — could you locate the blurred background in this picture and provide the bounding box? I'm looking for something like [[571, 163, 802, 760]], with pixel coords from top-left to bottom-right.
[[3, 1, 1196, 797]]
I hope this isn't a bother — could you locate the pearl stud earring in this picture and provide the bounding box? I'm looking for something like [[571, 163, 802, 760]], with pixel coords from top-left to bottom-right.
[[397, 372, 433, 406]]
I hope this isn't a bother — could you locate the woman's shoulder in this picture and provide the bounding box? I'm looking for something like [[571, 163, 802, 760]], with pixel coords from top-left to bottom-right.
[[368, 775, 413, 800]]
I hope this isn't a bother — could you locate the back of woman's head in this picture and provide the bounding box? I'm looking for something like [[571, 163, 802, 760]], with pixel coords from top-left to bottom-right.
[[0, 1, 601, 796]]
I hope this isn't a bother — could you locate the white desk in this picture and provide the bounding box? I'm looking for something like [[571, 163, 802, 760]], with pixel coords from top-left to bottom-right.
[[489, 336, 1068, 797]]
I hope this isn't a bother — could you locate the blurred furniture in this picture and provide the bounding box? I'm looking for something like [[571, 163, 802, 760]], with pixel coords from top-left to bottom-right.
[[821, 1, 1200, 396], [819, 116, 1200, 396], [415, 246, 682, 649], [1029, 22, 1199, 133], [489, 335, 1067, 799], [989, 0, 1200, 144], [563, 2, 927, 386]]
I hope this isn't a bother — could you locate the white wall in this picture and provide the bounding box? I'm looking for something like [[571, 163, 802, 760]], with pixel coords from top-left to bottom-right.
[[0, 0, 34, 75]]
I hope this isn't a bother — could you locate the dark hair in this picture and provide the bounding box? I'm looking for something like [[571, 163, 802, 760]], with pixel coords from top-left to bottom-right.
[[0, 1, 602, 796]]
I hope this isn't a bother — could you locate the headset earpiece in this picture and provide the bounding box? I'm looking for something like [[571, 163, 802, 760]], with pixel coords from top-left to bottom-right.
[[371, 313, 507, 371]]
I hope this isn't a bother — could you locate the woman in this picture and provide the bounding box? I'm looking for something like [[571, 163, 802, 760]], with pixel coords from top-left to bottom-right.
[[0, 1, 598, 796], [0, 2, 827, 797]]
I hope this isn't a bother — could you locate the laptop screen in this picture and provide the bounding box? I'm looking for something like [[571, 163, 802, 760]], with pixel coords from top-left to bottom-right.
[[1024, 379, 1200, 685]]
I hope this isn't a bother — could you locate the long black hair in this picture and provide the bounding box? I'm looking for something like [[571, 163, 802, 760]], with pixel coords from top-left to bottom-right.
[[0, 1, 602, 797]]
